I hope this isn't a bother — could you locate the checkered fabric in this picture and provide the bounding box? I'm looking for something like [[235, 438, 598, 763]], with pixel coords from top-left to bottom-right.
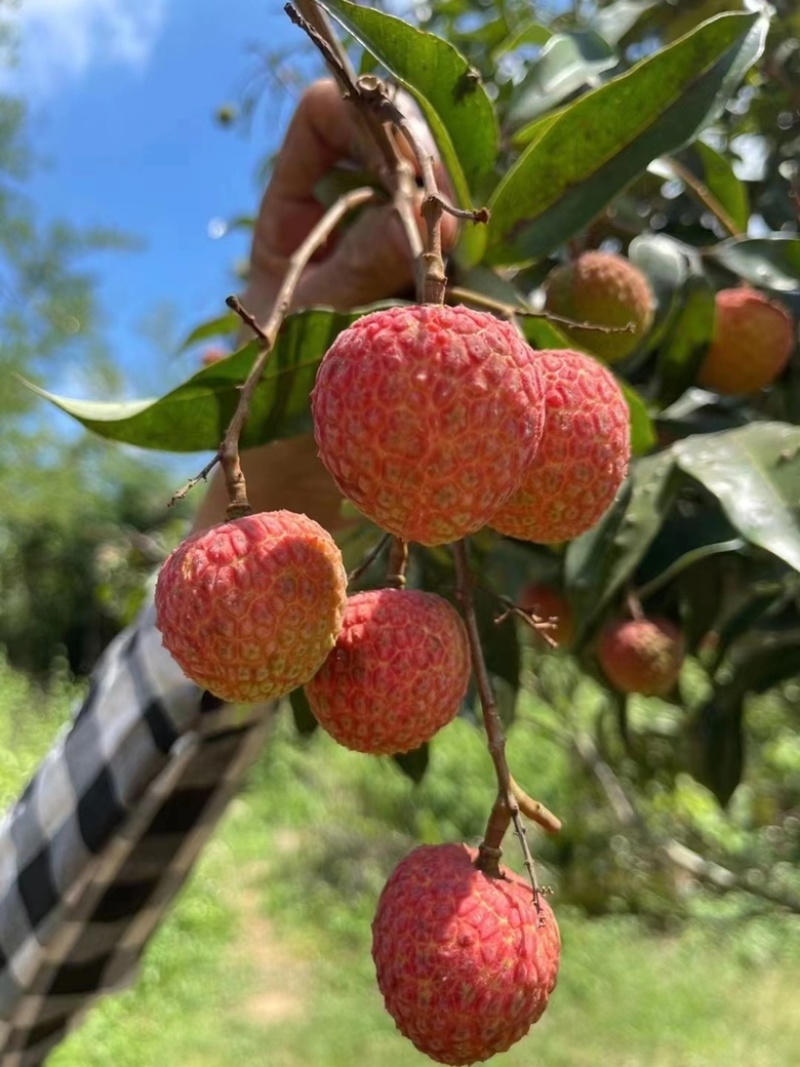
[[0, 597, 274, 1066]]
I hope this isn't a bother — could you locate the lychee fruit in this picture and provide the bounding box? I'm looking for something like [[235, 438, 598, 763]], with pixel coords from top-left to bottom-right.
[[490, 349, 630, 544], [311, 304, 546, 546], [519, 582, 576, 648], [543, 251, 655, 362], [597, 616, 685, 697], [372, 843, 561, 1065], [305, 588, 470, 754], [155, 510, 347, 704], [697, 287, 794, 394]]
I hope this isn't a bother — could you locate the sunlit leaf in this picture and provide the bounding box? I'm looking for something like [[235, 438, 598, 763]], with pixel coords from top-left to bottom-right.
[[487, 12, 767, 264], [23, 307, 369, 452]]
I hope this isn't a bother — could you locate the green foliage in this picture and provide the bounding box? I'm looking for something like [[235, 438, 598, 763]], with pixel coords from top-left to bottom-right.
[[20, 0, 800, 870]]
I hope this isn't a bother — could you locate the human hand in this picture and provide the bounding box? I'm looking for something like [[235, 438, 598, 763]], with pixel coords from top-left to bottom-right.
[[193, 78, 454, 534]]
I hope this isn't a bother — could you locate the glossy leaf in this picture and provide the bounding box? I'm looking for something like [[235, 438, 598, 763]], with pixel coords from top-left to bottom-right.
[[392, 743, 430, 784], [289, 687, 319, 737], [565, 452, 681, 644], [710, 234, 800, 292], [672, 423, 800, 573], [687, 698, 744, 807], [507, 31, 618, 126], [655, 271, 716, 406], [619, 381, 657, 456], [319, 0, 498, 204], [24, 308, 367, 452], [491, 18, 552, 60], [487, 12, 767, 264], [177, 312, 240, 353], [680, 140, 749, 234], [591, 0, 658, 46]]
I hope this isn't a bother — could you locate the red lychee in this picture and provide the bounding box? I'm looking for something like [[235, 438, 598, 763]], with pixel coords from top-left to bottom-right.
[[305, 588, 470, 754], [311, 304, 545, 546], [543, 251, 655, 363], [519, 582, 575, 648], [155, 510, 347, 704], [490, 349, 630, 543], [597, 616, 685, 697], [372, 843, 561, 1065], [697, 287, 794, 394]]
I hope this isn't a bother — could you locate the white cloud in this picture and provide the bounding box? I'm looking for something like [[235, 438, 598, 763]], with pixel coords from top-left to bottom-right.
[[5, 0, 166, 96]]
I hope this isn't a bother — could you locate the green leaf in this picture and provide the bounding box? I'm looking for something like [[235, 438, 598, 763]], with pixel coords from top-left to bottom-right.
[[319, 0, 498, 203], [619, 380, 657, 456], [655, 272, 716, 406], [710, 235, 800, 293], [24, 307, 367, 452], [177, 312, 239, 353], [491, 18, 552, 60], [486, 11, 767, 265], [672, 423, 800, 574], [565, 452, 681, 645], [590, 0, 658, 46], [392, 743, 430, 784], [289, 687, 319, 737], [687, 698, 744, 807], [679, 139, 750, 234], [507, 31, 619, 126]]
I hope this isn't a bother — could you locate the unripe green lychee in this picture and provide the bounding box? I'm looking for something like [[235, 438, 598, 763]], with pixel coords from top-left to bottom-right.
[[519, 582, 575, 648], [305, 588, 470, 754], [490, 349, 630, 544], [155, 510, 347, 704], [543, 251, 655, 362], [311, 304, 546, 546], [597, 616, 685, 697], [372, 843, 561, 1066], [697, 287, 794, 394]]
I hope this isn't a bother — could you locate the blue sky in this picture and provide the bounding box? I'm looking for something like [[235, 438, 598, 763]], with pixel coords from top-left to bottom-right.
[[6, 0, 312, 403]]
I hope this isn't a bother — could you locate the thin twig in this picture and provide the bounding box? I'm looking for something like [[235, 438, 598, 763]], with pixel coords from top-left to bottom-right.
[[446, 285, 636, 336], [386, 537, 409, 589], [454, 540, 532, 888], [179, 186, 377, 518], [347, 532, 392, 586], [286, 4, 424, 283], [510, 776, 562, 834]]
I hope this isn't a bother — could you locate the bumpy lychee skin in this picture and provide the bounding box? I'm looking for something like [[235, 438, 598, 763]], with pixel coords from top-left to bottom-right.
[[520, 582, 575, 648], [155, 510, 347, 704], [490, 349, 630, 544], [544, 251, 655, 362], [311, 304, 546, 546], [305, 589, 470, 755], [698, 287, 795, 394], [372, 843, 561, 1066], [597, 616, 685, 697]]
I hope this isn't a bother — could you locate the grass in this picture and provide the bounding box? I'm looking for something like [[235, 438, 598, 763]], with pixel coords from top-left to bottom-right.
[[1, 658, 799, 1066]]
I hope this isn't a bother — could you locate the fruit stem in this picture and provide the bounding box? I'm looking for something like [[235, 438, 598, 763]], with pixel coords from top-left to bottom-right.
[[453, 540, 515, 870], [446, 285, 635, 338], [386, 537, 408, 589]]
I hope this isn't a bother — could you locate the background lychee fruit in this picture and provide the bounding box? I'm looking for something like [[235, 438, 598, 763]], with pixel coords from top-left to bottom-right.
[[544, 251, 655, 362], [372, 843, 561, 1065], [697, 287, 794, 394], [597, 616, 685, 697], [520, 582, 576, 648], [311, 304, 545, 546], [490, 349, 630, 544], [305, 588, 470, 754], [155, 510, 347, 704]]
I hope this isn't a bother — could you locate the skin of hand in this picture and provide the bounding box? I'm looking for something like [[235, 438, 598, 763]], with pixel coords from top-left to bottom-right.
[[192, 80, 456, 536]]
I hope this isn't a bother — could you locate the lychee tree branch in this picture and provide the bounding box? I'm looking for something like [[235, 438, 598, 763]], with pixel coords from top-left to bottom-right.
[[446, 285, 636, 339], [172, 186, 378, 518]]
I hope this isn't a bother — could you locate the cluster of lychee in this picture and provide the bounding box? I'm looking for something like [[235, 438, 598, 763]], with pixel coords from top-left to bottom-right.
[[151, 250, 792, 1063]]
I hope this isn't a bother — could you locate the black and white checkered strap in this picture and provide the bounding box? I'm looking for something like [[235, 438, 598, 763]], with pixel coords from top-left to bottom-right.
[[0, 598, 274, 1065]]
